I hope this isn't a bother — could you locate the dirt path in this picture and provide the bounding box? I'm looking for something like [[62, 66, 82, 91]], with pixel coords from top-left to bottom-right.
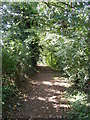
[[6, 65, 72, 119]]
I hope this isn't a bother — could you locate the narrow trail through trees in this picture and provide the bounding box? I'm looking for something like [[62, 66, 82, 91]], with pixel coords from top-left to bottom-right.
[[6, 65, 72, 119]]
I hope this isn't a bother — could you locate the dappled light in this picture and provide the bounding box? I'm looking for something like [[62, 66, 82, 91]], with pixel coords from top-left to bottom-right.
[[8, 65, 71, 118], [2, 1, 89, 119], [38, 97, 46, 101], [53, 82, 71, 88], [42, 79, 71, 88], [42, 81, 53, 86], [45, 89, 62, 94], [1, 65, 72, 118], [53, 104, 70, 109]]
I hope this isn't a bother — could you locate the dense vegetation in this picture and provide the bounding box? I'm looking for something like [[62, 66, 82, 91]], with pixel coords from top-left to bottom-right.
[[1, 1, 90, 119]]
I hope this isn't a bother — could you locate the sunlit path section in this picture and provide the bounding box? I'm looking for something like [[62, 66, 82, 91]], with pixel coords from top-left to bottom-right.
[[7, 66, 72, 118]]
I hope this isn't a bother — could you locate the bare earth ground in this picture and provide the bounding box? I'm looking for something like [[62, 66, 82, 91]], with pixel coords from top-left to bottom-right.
[[4, 65, 72, 119]]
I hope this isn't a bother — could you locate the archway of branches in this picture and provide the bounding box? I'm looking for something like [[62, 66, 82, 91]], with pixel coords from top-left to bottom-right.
[[1, 2, 89, 119]]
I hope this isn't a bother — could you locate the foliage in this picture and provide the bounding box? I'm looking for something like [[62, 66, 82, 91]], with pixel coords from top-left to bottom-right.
[[2, 2, 42, 111], [2, 1, 89, 86], [1, 1, 89, 117], [2, 75, 18, 110], [67, 90, 89, 120], [39, 2, 90, 88]]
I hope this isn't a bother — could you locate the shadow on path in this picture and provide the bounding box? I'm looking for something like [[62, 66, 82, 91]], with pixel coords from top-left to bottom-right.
[[5, 65, 72, 119]]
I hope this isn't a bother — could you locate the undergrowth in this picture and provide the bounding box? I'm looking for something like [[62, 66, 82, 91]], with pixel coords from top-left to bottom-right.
[[66, 89, 89, 120]]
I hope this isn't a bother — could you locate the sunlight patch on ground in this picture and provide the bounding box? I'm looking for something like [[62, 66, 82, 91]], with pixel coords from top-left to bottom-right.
[[29, 81, 42, 85], [53, 77, 72, 88], [53, 82, 71, 88], [54, 77, 66, 80], [48, 97, 57, 103], [38, 97, 46, 101], [23, 94, 28, 98], [53, 104, 70, 108], [54, 77, 68, 82], [42, 81, 53, 86], [46, 96, 68, 104], [45, 88, 63, 94], [36, 94, 68, 103], [23, 70, 72, 111], [37, 63, 47, 66], [25, 73, 72, 89], [24, 74, 32, 80], [42, 80, 71, 88], [31, 96, 37, 100]]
